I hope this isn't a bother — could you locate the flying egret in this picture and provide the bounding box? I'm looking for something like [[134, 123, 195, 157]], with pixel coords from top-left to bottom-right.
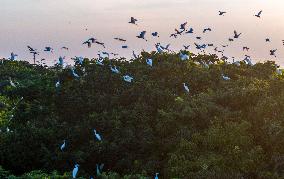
[[218, 11, 226, 16], [94, 129, 102, 141], [186, 27, 194, 34], [129, 17, 138, 25], [72, 164, 79, 178], [233, 30, 242, 38], [60, 140, 66, 151], [146, 58, 153, 66], [183, 83, 190, 93], [123, 75, 134, 83], [137, 31, 147, 41], [255, 10, 263, 18], [152, 32, 159, 37], [44, 47, 53, 52]]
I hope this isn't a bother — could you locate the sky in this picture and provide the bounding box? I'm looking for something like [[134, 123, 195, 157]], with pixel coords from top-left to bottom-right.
[[0, 0, 284, 65]]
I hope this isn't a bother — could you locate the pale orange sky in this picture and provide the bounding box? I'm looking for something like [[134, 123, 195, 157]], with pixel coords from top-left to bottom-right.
[[0, 0, 284, 65]]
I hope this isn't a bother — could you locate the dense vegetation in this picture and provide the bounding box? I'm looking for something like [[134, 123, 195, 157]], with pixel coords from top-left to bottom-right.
[[0, 52, 284, 178]]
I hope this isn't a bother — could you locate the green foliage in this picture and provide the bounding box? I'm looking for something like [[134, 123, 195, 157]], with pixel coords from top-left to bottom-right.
[[0, 53, 284, 178]]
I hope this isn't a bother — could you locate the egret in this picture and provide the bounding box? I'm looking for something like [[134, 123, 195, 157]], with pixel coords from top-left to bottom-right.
[[180, 22, 187, 30], [203, 28, 212, 33], [56, 80, 60, 88], [9, 78, 17, 87], [110, 66, 120, 74], [146, 58, 153, 66], [96, 163, 104, 176], [270, 49, 277, 57], [123, 75, 134, 83], [88, 37, 96, 43], [71, 69, 80, 79], [155, 173, 159, 179], [72, 164, 79, 178], [58, 56, 65, 66], [183, 83, 190, 93], [222, 74, 231, 81], [60, 140, 66, 151], [114, 37, 126, 42], [10, 52, 18, 61], [180, 52, 190, 61], [94, 129, 102, 141], [183, 45, 190, 50], [186, 27, 194, 34]]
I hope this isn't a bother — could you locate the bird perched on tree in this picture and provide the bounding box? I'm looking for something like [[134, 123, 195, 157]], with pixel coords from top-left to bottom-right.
[[155, 173, 159, 179], [183, 83, 190, 93], [111, 66, 120, 74], [60, 140, 66, 151], [180, 52, 190, 61], [123, 75, 134, 83], [254, 10, 263, 18], [9, 52, 18, 61], [94, 129, 102, 141], [72, 164, 79, 178], [146, 58, 153, 66], [222, 74, 231, 80]]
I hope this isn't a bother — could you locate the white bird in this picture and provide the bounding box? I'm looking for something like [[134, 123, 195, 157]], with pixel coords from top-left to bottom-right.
[[146, 58, 153, 66], [276, 68, 282, 75], [10, 52, 18, 61], [9, 78, 17, 87], [155, 173, 159, 179], [111, 66, 120, 74], [71, 69, 80, 78], [72, 164, 79, 178], [222, 74, 231, 80], [60, 140, 66, 151], [55, 80, 60, 88], [123, 75, 134, 83], [96, 59, 104, 66], [183, 83, 190, 93], [94, 129, 102, 141], [180, 52, 190, 61], [96, 163, 104, 176]]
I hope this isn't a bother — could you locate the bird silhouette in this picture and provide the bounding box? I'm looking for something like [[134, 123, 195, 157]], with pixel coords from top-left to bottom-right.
[[95, 41, 105, 48], [270, 49, 277, 57], [186, 27, 194, 34], [266, 38, 270, 42], [114, 38, 126, 42], [218, 11, 226, 16], [180, 22, 187, 30], [243, 47, 250, 51], [44, 47, 53, 52], [137, 31, 147, 41], [180, 52, 190, 60], [183, 45, 190, 49], [233, 30, 242, 38], [203, 28, 212, 33], [129, 17, 138, 25], [152, 32, 159, 37], [9, 52, 18, 61], [255, 10, 263, 18]]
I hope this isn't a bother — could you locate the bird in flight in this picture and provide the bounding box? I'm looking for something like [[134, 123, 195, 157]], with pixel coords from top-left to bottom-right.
[[151, 32, 159, 37], [183, 45, 190, 50], [186, 27, 194, 34], [255, 10, 263, 18], [95, 41, 106, 48], [265, 38, 270, 42], [10, 52, 18, 61], [129, 17, 138, 25], [233, 30, 242, 38], [180, 22, 187, 30], [243, 47, 250, 51], [218, 11, 226, 16], [110, 66, 120, 74], [270, 49, 277, 57], [44, 47, 53, 52], [137, 31, 147, 41], [61, 47, 69, 50], [83, 40, 91, 48], [203, 28, 212, 33], [114, 37, 126, 42]]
